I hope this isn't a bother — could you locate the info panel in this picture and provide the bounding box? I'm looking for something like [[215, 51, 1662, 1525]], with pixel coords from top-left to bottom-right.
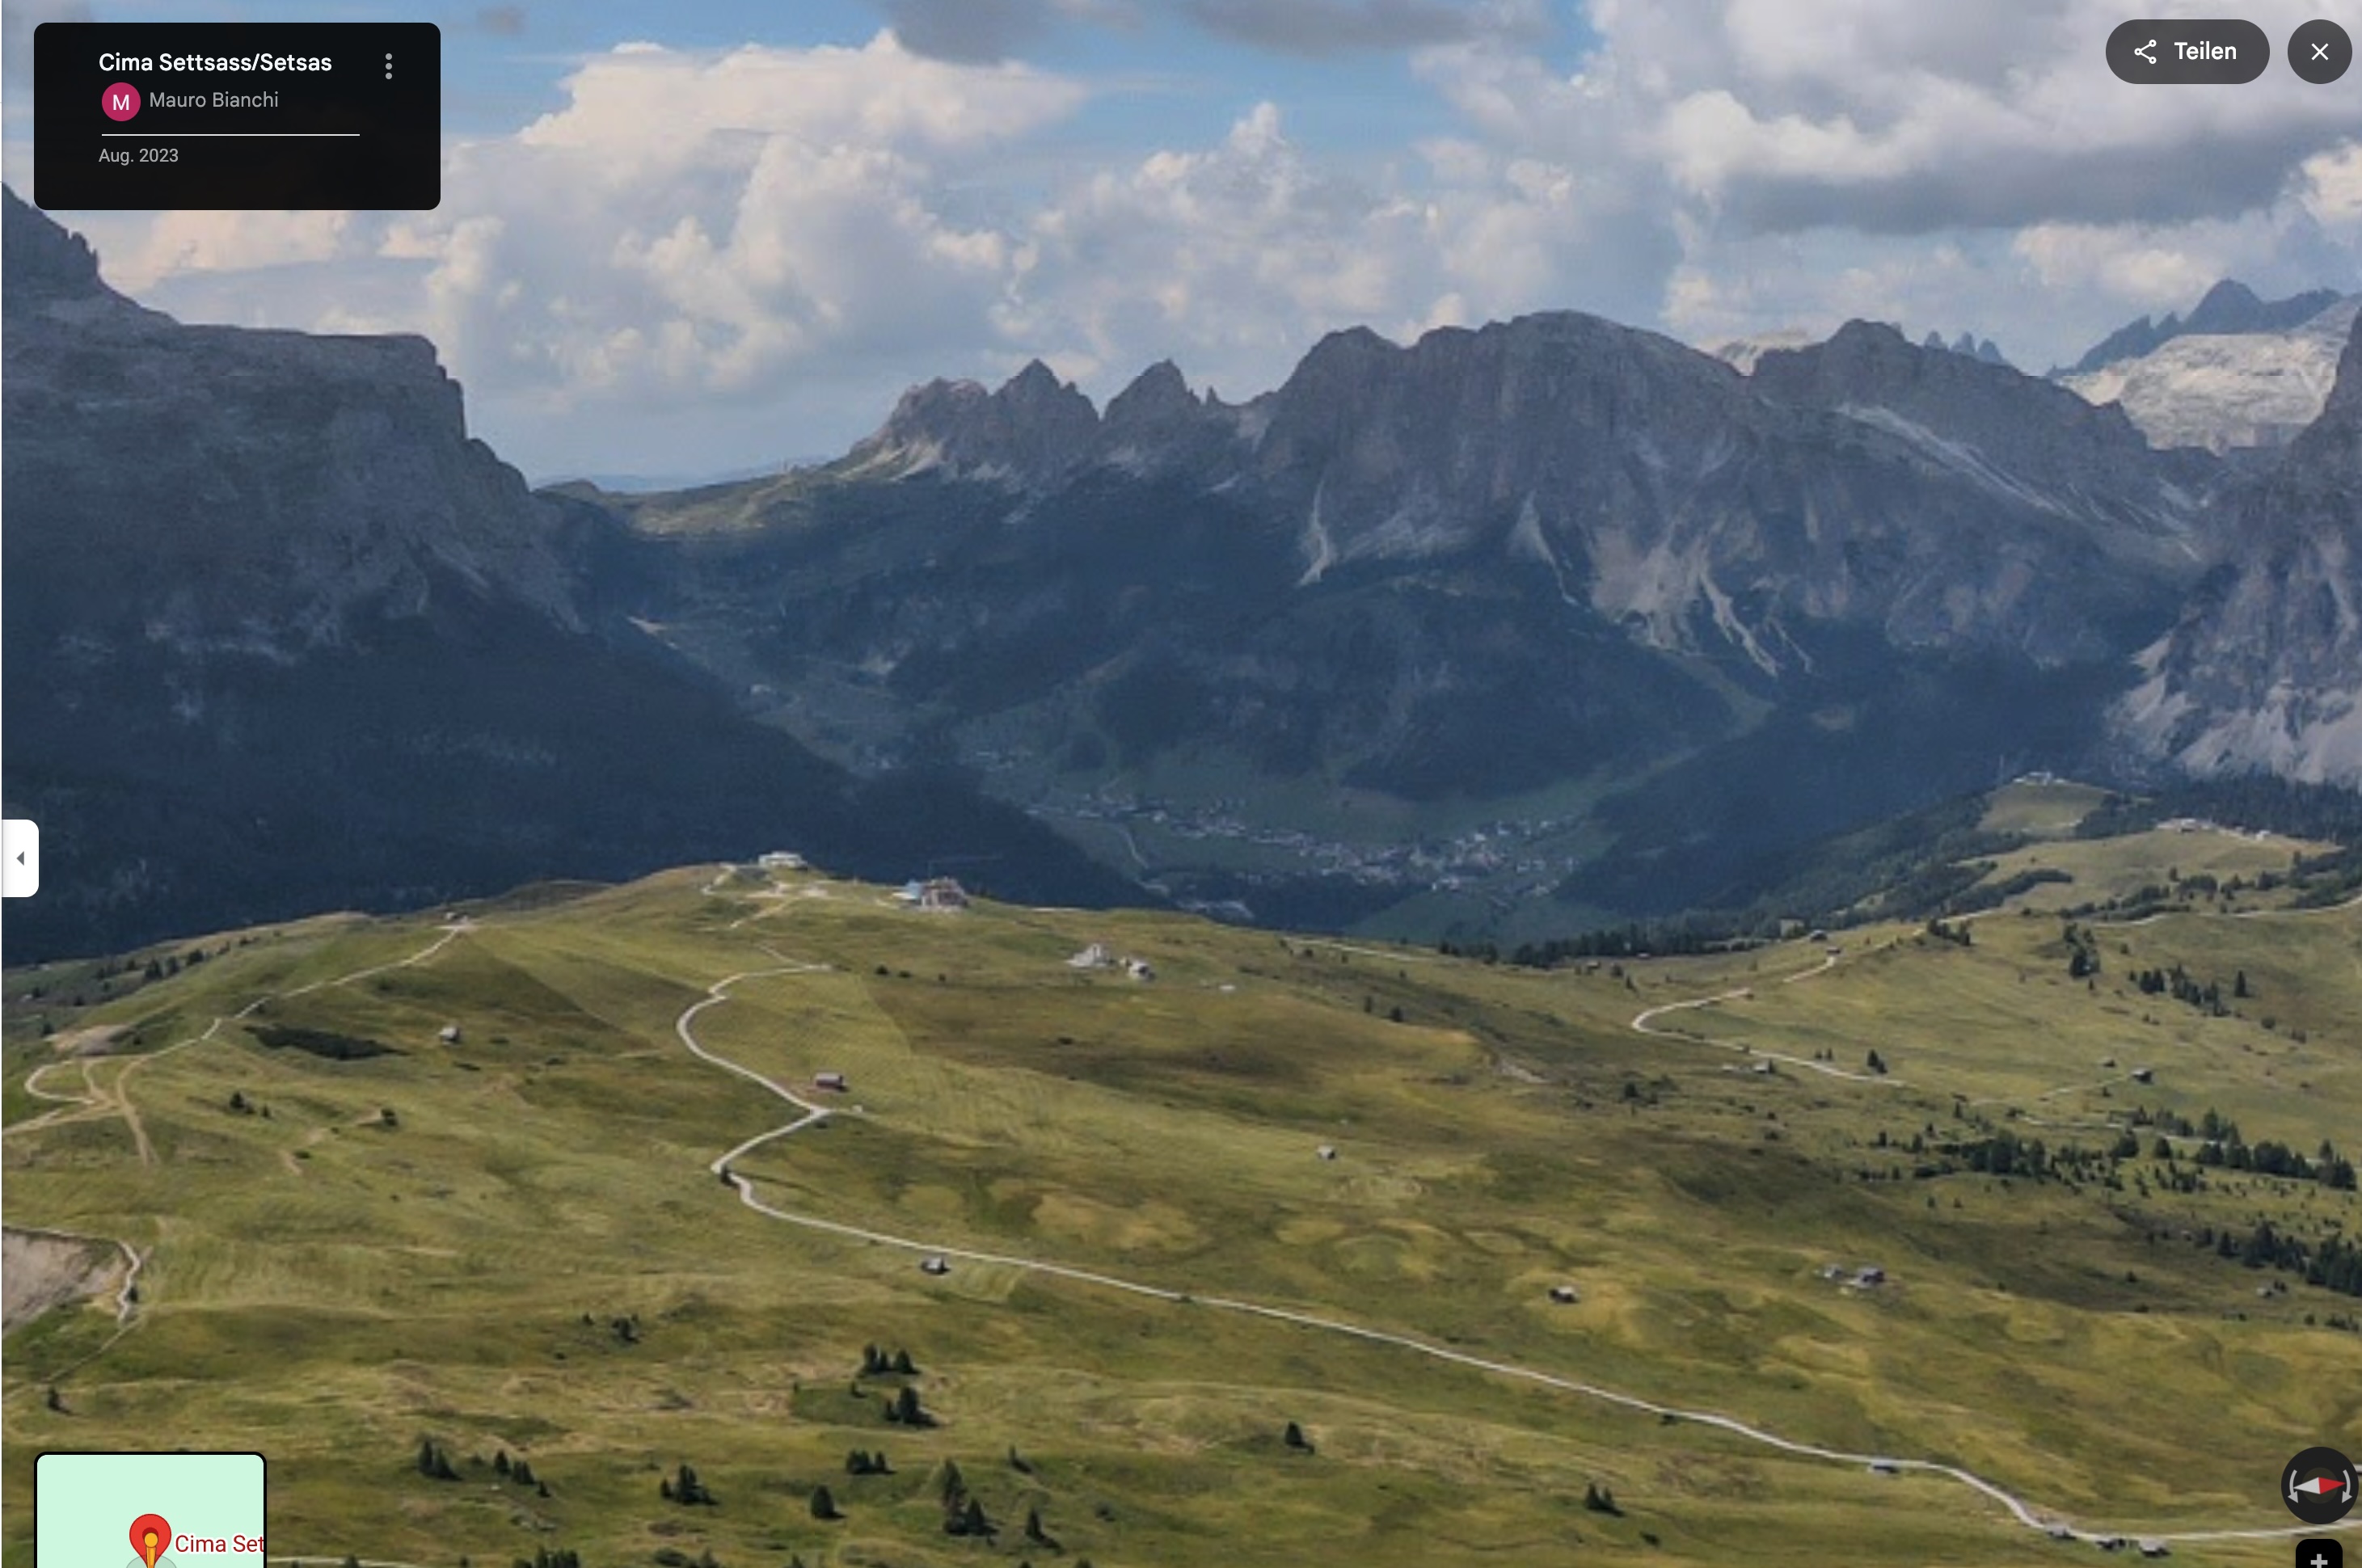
[[33, 22, 439, 210]]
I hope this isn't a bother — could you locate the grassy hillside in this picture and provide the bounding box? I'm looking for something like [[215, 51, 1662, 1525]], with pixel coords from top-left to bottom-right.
[[6, 858, 2360, 1567]]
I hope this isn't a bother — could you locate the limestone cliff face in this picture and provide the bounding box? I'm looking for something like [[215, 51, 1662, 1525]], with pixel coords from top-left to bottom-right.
[[837, 311, 2226, 672], [2115, 314, 2362, 786], [2, 187, 578, 657], [1234, 313, 2217, 668]]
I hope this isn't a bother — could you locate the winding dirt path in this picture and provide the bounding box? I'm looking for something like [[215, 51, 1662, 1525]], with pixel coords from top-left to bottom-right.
[[3, 922, 475, 1397], [1627, 952, 1904, 1085], [677, 883, 2347, 1549]]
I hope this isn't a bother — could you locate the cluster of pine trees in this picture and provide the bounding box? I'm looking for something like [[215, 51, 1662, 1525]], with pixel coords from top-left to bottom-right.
[[1503, 921, 1749, 967], [936, 1460, 993, 1537], [2193, 1224, 2362, 1296], [2191, 1136, 2358, 1187], [508, 1549, 580, 1568], [859, 1344, 918, 1376], [2129, 963, 2238, 1015], [2131, 1106, 2209, 1138], [660, 1462, 715, 1505], [492, 1451, 548, 1494], [1956, 1130, 2052, 1178], [880, 1385, 933, 1427], [2073, 778, 2362, 844], [413, 1439, 551, 1496]]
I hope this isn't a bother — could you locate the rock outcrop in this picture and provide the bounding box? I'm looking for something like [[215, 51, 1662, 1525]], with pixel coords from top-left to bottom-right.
[[2114, 313, 2362, 785]]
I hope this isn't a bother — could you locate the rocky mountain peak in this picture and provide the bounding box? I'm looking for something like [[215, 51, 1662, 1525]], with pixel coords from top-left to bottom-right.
[[1267, 325, 1400, 415], [4, 187, 151, 325], [2186, 278, 2266, 331], [4, 188, 108, 303], [997, 358, 1099, 445], [2059, 279, 2348, 378], [1919, 329, 2009, 365], [1002, 357, 1065, 399], [1103, 360, 1196, 432], [1752, 319, 2160, 485], [846, 360, 1099, 487], [875, 376, 993, 437]]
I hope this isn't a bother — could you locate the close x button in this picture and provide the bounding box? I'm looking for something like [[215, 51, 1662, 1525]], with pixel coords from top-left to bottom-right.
[[2107, 18, 2271, 82], [2288, 19, 2351, 84]]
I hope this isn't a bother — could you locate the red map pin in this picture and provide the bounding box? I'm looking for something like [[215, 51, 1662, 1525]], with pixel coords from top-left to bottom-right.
[[129, 1514, 171, 1567]]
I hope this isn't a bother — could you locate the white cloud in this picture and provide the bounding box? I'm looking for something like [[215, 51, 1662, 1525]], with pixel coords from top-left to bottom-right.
[[190, 33, 1085, 466], [2303, 143, 2362, 227], [1009, 99, 1675, 400], [36, 2, 2361, 476], [511, 32, 1082, 169], [109, 208, 355, 292], [1415, 0, 2361, 369]]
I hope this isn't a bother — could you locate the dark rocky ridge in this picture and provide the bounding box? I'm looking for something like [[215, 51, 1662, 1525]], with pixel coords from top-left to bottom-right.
[[850, 311, 2225, 667]]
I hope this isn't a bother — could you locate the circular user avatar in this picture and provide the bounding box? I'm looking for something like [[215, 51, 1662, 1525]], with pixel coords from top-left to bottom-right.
[[101, 82, 141, 121], [2282, 1447, 2356, 1526], [2290, 19, 2352, 84]]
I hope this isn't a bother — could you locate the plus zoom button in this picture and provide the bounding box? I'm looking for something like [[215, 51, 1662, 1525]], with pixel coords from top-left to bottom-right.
[[2107, 19, 2271, 82]]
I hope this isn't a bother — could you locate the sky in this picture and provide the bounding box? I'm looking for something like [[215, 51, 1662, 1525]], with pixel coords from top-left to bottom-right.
[[5, 0, 2360, 483]]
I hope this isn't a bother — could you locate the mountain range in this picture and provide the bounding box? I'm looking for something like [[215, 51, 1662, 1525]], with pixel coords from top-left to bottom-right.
[[575, 301, 2350, 938], [0, 190, 1136, 963], [5, 189, 2356, 956], [2056, 278, 2348, 377]]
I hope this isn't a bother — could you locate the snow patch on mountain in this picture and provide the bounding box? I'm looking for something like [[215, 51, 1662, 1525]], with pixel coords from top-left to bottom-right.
[[1710, 329, 1818, 374], [2064, 297, 2358, 453]]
